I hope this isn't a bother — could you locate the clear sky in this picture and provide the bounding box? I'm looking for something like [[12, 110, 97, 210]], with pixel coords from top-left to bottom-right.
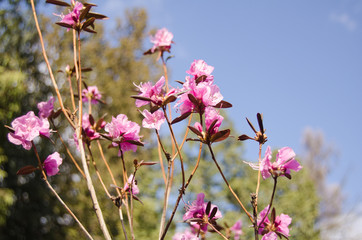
[[95, 0, 362, 211]]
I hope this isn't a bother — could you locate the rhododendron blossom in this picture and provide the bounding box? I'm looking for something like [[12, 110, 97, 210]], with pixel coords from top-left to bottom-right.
[[172, 228, 200, 240], [258, 206, 292, 240], [176, 77, 223, 114], [82, 86, 102, 104], [104, 114, 141, 154], [141, 109, 165, 131], [230, 220, 243, 240], [8, 111, 50, 150], [43, 152, 63, 176], [123, 174, 139, 195], [260, 146, 302, 179], [150, 28, 173, 53], [37, 96, 54, 119], [194, 107, 223, 135], [183, 193, 222, 232], [58, 1, 83, 27], [186, 59, 214, 82]]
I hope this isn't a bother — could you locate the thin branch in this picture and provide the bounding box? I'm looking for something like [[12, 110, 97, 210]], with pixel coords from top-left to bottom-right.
[[30, 0, 75, 129]]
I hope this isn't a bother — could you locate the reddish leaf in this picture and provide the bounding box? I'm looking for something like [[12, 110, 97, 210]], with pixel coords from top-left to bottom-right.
[[238, 134, 253, 141], [140, 162, 158, 166], [124, 140, 144, 147], [83, 27, 97, 34], [82, 17, 95, 30], [188, 126, 203, 138], [214, 100, 232, 108], [195, 75, 207, 84], [150, 105, 161, 114], [163, 95, 177, 105], [45, 0, 70, 7], [79, 5, 92, 22], [56, 22, 73, 29], [87, 12, 108, 20], [171, 111, 191, 125], [211, 129, 230, 143], [17, 165, 37, 175], [130, 95, 152, 102]]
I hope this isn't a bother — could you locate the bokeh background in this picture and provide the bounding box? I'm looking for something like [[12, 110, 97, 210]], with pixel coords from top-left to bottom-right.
[[1, 0, 361, 239]]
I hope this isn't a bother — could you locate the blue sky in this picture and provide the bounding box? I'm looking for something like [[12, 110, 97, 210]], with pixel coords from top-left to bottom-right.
[[95, 0, 362, 210]]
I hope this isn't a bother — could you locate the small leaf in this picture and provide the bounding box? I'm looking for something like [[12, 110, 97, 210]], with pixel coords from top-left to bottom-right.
[[130, 95, 152, 102], [209, 207, 218, 219], [143, 48, 153, 55], [163, 95, 177, 105], [82, 17, 95, 30], [79, 5, 92, 22], [257, 113, 264, 133], [175, 80, 184, 85], [17, 165, 37, 175], [150, 105, 161, 113], [206, 201, 211, 215], [87, 12, 108, 20], [131, 194, 143, 204], [188, 126, 203, 138], [171, 111, 191, 125], [284, 173, 292, 180], [214, 100, 232, 108], [210, 129, 230, 143], [207, 119, 218, 134], [195, 75, 207, 84], [52, 108, 63, 119], [246, 117, 257, 133], [238, 134, 253, 141], [81, 67, 93, 72], [87, 114, 94, 126], [186, 138, 201, 142], [56, 22, 73, 29], [271, 208, 276, 223], [124, 140, 144, 147], [83, 27, 97, 34], [187, 93, 199, 106], [46, 0, 70, 7], [140, 162, 158, 166]]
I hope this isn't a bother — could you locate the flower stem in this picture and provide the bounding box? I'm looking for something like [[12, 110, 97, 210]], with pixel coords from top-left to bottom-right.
[[32, 142, 93, 239], [30, 0, 75, 129], [207, 143, 253, 223]]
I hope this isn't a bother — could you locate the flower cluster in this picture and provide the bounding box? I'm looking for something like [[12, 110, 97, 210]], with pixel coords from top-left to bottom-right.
[[261, 146, 302, 179], [82, 86, 102, 104], [59, 1, 83, 28], [8, 111, 51, 150], [183, 193, 222, 232], [104, 114, 142, 154], [258, 206, 292, 240], [150, 28, 174, 53]]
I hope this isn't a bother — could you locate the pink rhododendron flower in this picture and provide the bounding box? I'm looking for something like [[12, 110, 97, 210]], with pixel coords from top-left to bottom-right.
[[37, 96, 54, 119], [230, 220, 243, 240], [260, 146, 302, 179], [82, 86, 102, 104], [194, 107, 223, 135], [123, 174, 139, 195], [8, 111, 50, 150], [58, 1, 83, 28], [186, 59, 214, 82], [150, 28, 173, 53], [172, 228, 200, 240], [176, 77, 223, 114], [183, 193, 222, 232], [104, 114, 141, 154], [73, 114, 105, 149], [258, 206, 292, 240], [43, 152, 63, 176], [141, 109, 165, 131]]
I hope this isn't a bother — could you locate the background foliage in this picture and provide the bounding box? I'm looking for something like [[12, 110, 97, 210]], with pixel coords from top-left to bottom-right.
[[0, 0, 338, 239]]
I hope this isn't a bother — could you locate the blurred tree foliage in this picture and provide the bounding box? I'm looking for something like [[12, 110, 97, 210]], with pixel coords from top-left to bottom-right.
[[0, 1, 325, 239]]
